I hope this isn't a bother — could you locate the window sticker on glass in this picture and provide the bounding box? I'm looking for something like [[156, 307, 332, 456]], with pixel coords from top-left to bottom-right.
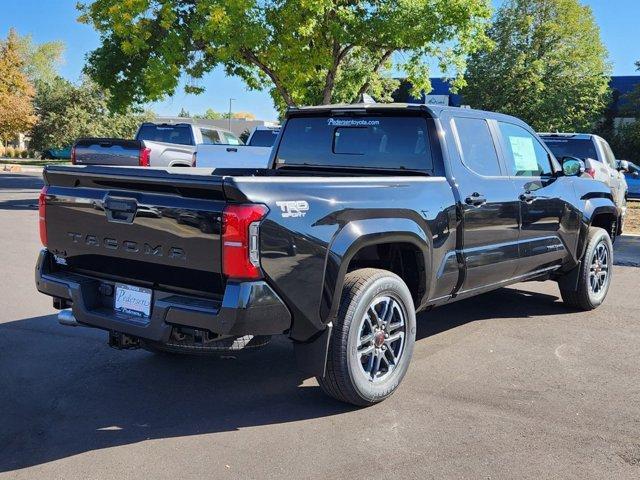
[[509, 136, 539, 172]]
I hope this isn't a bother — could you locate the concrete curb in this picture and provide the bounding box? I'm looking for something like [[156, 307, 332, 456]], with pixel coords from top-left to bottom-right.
[[1, 164, 43, 174]]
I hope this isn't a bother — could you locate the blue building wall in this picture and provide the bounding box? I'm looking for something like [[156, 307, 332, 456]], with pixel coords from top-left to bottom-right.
[[393, 76, 640, 114]]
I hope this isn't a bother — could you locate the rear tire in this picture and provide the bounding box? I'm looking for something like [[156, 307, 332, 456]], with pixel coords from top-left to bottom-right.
[[317, 268, 416, 406], [560, 227, 613, 310]]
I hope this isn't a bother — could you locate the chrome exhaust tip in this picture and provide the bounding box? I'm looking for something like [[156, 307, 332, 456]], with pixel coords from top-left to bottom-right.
[[58, 309, 78, 327]]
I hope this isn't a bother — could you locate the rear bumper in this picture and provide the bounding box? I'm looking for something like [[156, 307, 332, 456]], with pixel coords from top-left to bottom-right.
[[35, 249, 291, 343]]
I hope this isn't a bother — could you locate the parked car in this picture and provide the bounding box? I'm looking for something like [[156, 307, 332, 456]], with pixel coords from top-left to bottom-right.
[[72, 121, 243, 167], [539, 133, 628, 225], [625, 161, 640, 199], [193, 126, 280, 169], [41, 147, 72, 160], [36, 103, 621, 406]]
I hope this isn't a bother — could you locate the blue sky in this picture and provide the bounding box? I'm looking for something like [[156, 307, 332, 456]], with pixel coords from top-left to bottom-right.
[[2, 0, 638, 120]]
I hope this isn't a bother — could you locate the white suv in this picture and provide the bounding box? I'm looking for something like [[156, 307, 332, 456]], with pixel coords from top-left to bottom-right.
[[540, 133, 628, 224]]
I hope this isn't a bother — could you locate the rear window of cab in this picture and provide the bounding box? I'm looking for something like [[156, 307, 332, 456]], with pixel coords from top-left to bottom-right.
[[137, 124, 194, 145], [275, 116, 433, 172]]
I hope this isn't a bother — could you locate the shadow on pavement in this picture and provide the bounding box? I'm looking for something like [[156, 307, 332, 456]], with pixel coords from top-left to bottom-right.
[[614, 235, 640, 267], [0, 314, 356, 472], [0, 173, 43, 191], [0, 285, 570, 472], [416, 286, 564, 340], [0, 198, 39, 210], [0, 173, 43, 211]]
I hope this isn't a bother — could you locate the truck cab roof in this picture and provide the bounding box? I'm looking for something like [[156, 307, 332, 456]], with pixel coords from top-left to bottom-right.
[[539, 132, 605, 142], [287, 102, 531, 127]]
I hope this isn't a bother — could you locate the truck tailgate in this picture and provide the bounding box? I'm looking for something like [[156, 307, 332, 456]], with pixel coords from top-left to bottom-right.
[[74, 138, 142, 166], [195, 145, 272, 169], [42, 166, 227, 297]]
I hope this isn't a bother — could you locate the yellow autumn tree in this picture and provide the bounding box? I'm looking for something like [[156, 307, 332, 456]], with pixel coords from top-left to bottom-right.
[[0, 29, 37, 148]]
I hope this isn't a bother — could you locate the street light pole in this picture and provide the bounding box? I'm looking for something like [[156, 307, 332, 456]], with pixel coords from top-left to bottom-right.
[[228, 98, 235, 131]]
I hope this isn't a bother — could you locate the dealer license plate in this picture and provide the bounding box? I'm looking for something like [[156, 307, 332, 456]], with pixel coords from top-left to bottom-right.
[[114, 283, 152, 318]]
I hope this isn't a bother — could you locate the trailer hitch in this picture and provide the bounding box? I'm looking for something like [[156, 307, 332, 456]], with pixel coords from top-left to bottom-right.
[[108, 331, 140, 350]]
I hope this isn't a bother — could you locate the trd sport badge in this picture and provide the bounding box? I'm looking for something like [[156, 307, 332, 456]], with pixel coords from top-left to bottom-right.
[[275, 200, 309, 218]]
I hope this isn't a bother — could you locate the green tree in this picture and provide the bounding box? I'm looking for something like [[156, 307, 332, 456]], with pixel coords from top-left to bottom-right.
[[195, 108, 224, 120], [0, 29, 37, 148], [193, 109, 257, 120], [602, 60, 640, 163], [14, 33, 64, 85], [462, 0, 611, 132], [608, 122, 640, 164], [30, 76, 154, 151], [620, 60, 640, 118], [78, 0, 492, 113]]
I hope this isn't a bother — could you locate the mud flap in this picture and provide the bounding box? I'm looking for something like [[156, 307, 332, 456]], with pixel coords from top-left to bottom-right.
[[293, 323, 332, 378], [557, 261, 582, 292]]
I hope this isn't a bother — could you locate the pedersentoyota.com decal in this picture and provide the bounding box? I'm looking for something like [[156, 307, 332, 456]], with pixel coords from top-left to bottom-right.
[[327, 118, 380, 127]]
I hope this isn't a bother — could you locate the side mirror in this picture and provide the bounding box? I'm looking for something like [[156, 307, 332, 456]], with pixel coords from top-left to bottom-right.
[[632, 171, 639, 178], [616, 160, 629, 172], [561, 156, 585, 177]]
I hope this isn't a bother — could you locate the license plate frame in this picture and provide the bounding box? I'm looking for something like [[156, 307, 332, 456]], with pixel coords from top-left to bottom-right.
[[114, 283, 153, 318]]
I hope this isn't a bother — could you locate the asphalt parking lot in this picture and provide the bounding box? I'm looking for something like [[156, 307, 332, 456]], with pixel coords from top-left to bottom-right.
[[1, 171, 639, 480]]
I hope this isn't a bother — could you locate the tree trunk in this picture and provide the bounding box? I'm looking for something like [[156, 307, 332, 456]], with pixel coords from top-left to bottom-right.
[[355, 49, 394, 100], [241, 49, 296, 107], [322, 44, 353, 104]]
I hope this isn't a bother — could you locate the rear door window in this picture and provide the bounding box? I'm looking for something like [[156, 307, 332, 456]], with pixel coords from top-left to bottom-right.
[[452, 117, 502, 176], [249, 129, 280, 147], [498, 122, 553, 177], [221, 131, 241, 145], [275, 116, 433, 171], [599, 139, 617, 168], [200, 128, 222, 145], [136, 124, 194, 145]]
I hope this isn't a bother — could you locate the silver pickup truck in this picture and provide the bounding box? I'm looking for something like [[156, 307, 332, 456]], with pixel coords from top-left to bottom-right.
[[72, 121, 243, 167], [193, 126, 280, 169]]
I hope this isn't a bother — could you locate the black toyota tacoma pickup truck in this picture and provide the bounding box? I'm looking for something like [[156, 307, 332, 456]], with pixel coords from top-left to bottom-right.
[[36, 103, 621, 406]]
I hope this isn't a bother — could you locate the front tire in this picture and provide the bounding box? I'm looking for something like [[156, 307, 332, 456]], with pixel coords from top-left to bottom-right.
[[318, 268, 416, 406], [560, 227, 613, 310]]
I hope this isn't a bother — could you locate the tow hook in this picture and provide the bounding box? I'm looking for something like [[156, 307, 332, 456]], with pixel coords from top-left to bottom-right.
[[108, 331, 140, 350]]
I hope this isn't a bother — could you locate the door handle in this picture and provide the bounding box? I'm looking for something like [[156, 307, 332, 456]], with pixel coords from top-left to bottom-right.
[[465, 192, 487, 206], [226, 147, 238, 152], [103, 196, 138, 224], [519, 192, 536, 203]]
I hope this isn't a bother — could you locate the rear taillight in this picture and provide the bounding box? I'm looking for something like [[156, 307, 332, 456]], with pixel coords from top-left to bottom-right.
[[70, 145, 77, 165], [192, 152, 197, 167], [222, 204, 268, 280], [38, 186, 48, 246], [585, 168, 596, 179], [139, 147, 151, 166]]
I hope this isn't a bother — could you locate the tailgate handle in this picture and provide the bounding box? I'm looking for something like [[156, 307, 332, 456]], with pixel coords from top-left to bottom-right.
[[103, 197, 138, 224]]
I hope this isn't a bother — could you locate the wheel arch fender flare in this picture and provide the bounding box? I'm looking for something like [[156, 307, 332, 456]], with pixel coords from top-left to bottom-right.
[[575, 201, 619, 261], [585, 202, 619, 225], [168, 161, 192, 167], [320, 217, 432, 324]]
